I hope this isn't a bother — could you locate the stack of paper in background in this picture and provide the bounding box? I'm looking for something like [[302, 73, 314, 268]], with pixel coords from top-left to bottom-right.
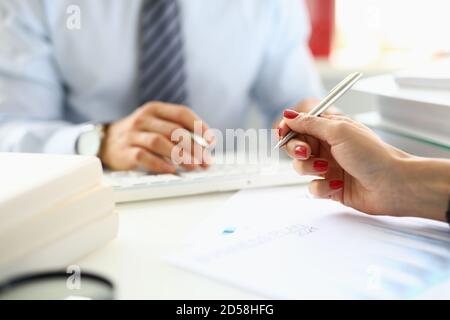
[[0, 153, 118, 280], [354, 59, 450, 158]]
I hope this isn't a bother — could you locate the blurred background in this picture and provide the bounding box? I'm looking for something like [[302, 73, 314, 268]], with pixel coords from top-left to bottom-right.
[[308, 0, 450, 115]]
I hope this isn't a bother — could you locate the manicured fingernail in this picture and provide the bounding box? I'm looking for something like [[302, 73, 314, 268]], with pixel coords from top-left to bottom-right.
[[277, 127, 283, 138], [294, 146, 308, 159], [283, 109, 299, 119], [329, 180, 344, 190], [313, 160, 328, 172]]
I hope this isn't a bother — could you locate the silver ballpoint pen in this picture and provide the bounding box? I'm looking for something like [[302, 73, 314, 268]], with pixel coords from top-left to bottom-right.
[[274, 72, 363, 150]]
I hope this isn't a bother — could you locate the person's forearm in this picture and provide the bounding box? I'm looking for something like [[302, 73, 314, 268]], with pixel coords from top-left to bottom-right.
[[0, 120, 85, 154], [399, 157, 450, 222]]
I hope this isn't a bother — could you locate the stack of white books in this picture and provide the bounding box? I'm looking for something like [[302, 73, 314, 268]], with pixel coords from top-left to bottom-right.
[[353, 65, 450, 158], [0, 153, 118, 280]]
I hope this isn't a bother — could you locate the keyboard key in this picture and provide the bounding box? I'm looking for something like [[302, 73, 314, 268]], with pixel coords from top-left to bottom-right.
[[154, 174, 182, 182], [104, 159, 307, 202]]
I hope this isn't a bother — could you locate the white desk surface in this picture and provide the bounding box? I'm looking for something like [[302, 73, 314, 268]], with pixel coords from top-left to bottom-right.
[[77, 187, 450, 300], [77, 190, 261, 300]]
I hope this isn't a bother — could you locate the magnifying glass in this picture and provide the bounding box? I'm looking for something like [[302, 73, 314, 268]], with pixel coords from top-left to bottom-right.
[[0, 271, 114, 300]]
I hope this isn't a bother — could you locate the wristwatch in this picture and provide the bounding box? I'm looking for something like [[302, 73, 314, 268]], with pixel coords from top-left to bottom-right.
[[75, 124, 105, 156]]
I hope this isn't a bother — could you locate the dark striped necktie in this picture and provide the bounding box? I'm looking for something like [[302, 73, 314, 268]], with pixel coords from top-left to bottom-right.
[[139, 0, 188, 106]]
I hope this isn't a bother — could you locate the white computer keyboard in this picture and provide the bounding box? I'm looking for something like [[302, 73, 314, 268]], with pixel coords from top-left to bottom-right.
[[103, 159, 312, 203]]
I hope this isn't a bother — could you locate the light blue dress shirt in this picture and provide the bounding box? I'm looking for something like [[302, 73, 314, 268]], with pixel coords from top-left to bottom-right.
[[0, 0, 323, 154]]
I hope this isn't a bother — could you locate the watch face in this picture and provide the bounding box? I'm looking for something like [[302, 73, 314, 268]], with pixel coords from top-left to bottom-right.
[[77, 129, 101, 156]]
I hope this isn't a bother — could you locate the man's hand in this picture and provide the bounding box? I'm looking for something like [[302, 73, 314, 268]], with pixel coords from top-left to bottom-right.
[[100, 102, 211, 173]]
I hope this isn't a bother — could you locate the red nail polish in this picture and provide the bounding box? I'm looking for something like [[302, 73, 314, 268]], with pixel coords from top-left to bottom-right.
[[313, 160, 328, 171], [294, 146, 308, 158], [329, 180, 344, 190], [277, 127, 283, 138], [283, 109, 299, 119]]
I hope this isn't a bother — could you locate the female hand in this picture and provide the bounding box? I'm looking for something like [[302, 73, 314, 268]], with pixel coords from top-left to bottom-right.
[[279, 109, 450, 222]]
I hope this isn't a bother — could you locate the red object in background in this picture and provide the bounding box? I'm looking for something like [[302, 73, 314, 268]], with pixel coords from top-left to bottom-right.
[[305, 0, 335, 58]]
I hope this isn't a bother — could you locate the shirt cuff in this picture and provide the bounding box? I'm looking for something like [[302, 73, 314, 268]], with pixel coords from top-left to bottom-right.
[[43, 124, 87, 154]]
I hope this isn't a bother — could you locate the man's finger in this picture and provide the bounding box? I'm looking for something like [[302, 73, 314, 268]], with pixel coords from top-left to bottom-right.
[[127, 147, 176, 174], [171, 129, 207, 165], [128, 132, 175, 160], [152, 103, 209, 135], [137, 117, 183, 140]]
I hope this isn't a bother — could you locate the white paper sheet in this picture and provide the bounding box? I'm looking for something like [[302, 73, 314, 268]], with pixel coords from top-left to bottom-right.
[[166, 186, 450, 299]]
